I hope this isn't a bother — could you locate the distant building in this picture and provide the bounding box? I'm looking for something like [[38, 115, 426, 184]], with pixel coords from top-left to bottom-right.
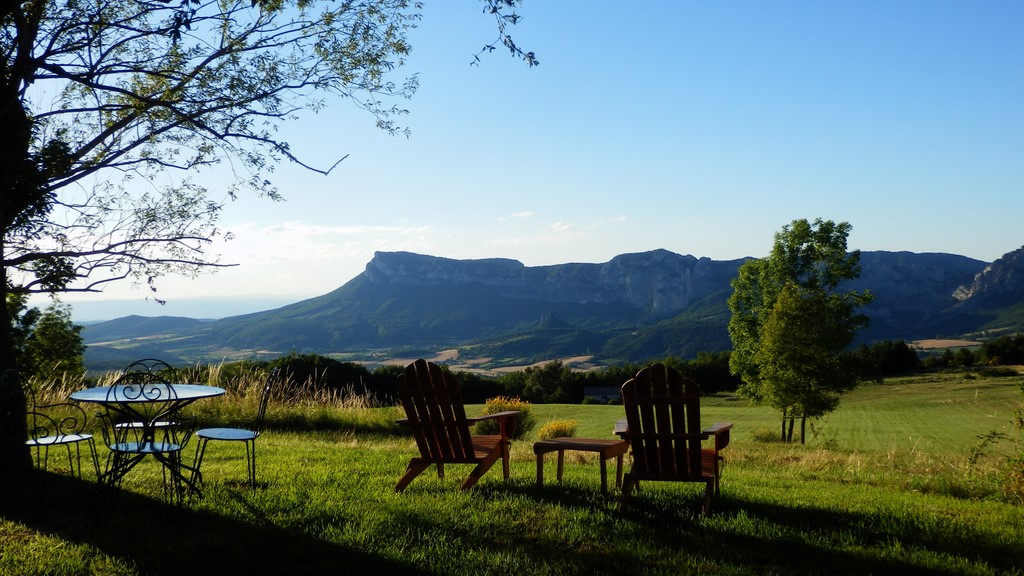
[[583, 386, 620, 403]]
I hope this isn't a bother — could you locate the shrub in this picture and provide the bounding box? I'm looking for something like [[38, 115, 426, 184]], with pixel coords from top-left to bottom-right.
[[475, 396, 535, 440], [1004, 457, 1024, 504], [752, 426, 782, 443], [537, 419, 578, 440], [1008, 384, 1024, 502]]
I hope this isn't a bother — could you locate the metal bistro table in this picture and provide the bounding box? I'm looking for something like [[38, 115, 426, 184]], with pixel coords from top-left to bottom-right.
[[70, 383, 225, 497]]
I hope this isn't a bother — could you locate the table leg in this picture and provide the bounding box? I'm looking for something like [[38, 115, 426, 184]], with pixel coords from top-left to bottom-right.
[[153, 451, 203, 498], [101, 452, 146, 489], [599, 456, 608, 494], [556, 450, 565, 482]]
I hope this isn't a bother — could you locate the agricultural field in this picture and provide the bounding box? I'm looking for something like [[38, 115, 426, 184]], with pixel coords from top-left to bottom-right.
[[2, 369, 1022, 575]]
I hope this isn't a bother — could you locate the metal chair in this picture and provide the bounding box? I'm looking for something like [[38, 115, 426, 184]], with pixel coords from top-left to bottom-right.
[[97, 360, 197, 502], [11, 369, 101, 481], [193, 368, 280, 488], [109, 359, 179, 441]]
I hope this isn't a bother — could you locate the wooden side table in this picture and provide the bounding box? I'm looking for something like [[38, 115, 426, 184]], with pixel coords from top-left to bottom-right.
[[533, 437, 629, 494]]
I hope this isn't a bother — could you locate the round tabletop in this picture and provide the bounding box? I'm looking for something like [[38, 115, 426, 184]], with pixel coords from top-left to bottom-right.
[[70, 384, 226, 403]]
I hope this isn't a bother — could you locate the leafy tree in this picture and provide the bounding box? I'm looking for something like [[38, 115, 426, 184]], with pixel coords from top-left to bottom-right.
[[668, 352, 741, 393], [520, 360, 577, 403], [851, 340, 921, 379], [954, 347, 977, 368], [23, 300, 85, 380], [728, 219, 873, 443], [5, 292, 40, 370], [1, 0, 535, 482], [980, 334, 1024, 366]]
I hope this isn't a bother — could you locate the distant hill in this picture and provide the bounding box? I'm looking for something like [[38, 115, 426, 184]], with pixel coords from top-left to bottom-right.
[[83, 246, 1024, 369], [83, 315, 208, 343]]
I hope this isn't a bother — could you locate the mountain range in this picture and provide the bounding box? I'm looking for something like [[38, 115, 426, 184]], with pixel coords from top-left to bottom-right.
[[82, 246, 1024, 371]]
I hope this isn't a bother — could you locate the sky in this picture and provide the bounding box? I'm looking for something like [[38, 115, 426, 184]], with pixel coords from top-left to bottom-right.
[[43, 1, 1024, 321]]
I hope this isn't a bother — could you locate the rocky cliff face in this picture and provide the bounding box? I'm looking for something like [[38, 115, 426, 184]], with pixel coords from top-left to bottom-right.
[[363, 248, 999, 338], [363, 249, 748, 320], [952, 245, 1024, 310], [364, 251, 529, 288], [846, 251, 986, 336]]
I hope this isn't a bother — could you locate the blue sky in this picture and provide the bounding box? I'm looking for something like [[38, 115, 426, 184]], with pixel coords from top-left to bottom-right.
[[53, 1, 1024, 320]]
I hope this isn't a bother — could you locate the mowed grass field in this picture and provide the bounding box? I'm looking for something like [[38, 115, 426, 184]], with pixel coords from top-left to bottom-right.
[[535, 371, 1021, 455], [1, 369, 1022, 575]]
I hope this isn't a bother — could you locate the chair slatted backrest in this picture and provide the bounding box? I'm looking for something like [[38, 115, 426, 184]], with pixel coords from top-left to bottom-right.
[[396, 359, 476, 462], [621, 363, 704, 481]]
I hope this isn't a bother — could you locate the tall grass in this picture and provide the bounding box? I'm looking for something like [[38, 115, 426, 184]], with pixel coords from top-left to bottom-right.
[[3, 368, 1022, 575]]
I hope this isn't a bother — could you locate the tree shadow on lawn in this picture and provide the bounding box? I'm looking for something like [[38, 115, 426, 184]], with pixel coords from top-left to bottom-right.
[[617, 494, 1022, 575], [0, 473, 427, 576], [502, 481, 1022, 575]]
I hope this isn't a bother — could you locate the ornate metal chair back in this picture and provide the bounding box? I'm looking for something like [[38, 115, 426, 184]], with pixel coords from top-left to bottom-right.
[[252, 368, 281, 436]]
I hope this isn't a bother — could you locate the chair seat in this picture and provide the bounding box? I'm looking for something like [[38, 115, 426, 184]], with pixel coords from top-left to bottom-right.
[[110, 441, 183, 454], [470, 435, 503, 459], [196, 427, 257, 442], [27, 434, 93, 446], [117, 421, 177, 428], [410, 435, 503, 463]]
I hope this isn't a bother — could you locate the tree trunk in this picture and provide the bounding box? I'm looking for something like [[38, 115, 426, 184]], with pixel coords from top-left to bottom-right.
[[1, 10, 41, 487], [0, 274, 32, 488]]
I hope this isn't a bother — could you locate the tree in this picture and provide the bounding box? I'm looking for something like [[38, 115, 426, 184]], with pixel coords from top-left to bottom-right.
[[1, 0, 535, 482], [521, 360, 576, 403], [728, 218, 873, 443], [24, 300, 86, 380], [851, 340, 921, 378], [980, 334, 1024, 366], [5, 292, 40, 368]]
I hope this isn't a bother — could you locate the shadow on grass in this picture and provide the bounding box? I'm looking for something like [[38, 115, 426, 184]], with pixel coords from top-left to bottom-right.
[[1, 473, 426, 576], [491, 481, 1023, 575], [637, 495, 1021, 575], [705, 497, 1024, 575]]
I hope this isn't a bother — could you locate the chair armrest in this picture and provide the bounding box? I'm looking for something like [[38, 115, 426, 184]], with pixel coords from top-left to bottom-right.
[[465, 410, 518, 422], [613, 418, 627, 438], [397, 411, 518, 424], [702, 421, 733, 452], [466, 411, 518, 438]]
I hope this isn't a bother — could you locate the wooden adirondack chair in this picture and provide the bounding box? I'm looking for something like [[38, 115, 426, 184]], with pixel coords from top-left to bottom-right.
[[394, 359, 518, 491], [619, 363, 733, 514]]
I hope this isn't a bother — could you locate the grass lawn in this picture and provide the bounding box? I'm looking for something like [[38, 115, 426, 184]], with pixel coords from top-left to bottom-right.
[[2, 370, 1022, 575]]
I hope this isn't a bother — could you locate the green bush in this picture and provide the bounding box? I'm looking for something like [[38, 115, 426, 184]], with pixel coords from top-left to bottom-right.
[[1008, 384, 1024, 503], [475, 396, 535, 440], [752, 426, 782, 443]]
